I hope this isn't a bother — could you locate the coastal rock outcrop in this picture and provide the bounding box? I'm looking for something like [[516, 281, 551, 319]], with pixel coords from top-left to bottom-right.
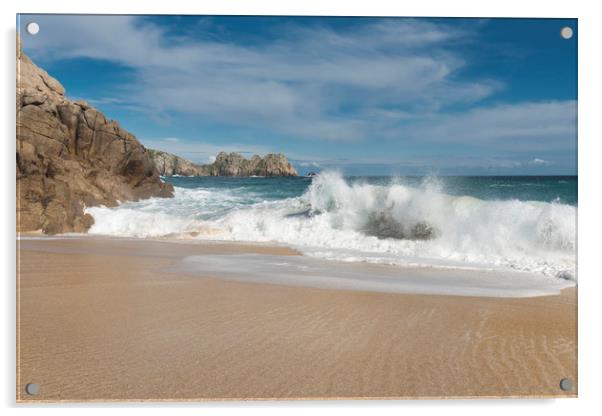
[[16, 36, 173, 234], [149, 150, 298, 177], [208, 152, 298, 177], [149, 149, 208, 176]]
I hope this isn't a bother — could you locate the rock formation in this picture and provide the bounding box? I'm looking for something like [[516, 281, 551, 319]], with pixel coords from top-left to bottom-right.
[[208, 152, 298, 177], [16, 36, 173, 234], [149, 150, 298, 177], [149, 149, 207, 176]]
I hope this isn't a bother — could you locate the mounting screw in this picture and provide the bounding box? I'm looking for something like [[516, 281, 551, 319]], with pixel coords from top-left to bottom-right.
[[25, 383, 39, 395], [560, 27, 573, 40], [25, 22, 40, 36], [559, 378, 573, 392]]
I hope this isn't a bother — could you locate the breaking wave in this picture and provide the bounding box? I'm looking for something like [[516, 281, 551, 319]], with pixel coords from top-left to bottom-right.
[[86, 171, 576, 279]]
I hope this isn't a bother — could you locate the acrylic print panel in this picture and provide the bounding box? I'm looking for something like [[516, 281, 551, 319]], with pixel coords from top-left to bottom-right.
[[16, 15, 577, 401]]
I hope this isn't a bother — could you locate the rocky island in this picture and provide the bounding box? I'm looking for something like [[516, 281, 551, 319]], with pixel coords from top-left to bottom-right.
[[150, 149, 298, 177], [16, 37, 173, 234]]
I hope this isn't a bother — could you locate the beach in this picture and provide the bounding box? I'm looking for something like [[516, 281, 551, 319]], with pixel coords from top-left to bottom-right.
[[16, 14, 579, 403], [17, 237, 577, 401]]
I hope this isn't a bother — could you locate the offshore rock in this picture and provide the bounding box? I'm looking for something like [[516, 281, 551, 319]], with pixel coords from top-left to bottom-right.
[[149, 150, 298, 177]]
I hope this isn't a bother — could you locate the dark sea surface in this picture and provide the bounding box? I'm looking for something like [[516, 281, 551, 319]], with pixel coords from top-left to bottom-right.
[[166, 175, 577, 206]]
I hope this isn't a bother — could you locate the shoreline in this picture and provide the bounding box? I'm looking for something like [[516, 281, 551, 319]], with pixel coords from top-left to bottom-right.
[[17, 236, 577, 401], [18, 234, 575, 298]]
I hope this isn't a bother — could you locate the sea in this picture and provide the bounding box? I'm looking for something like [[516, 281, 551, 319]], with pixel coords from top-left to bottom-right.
[[86, 173, 577, 281]]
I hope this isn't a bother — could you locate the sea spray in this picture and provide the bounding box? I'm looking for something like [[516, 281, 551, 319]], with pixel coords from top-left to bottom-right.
[[86, 172, 576, 279]]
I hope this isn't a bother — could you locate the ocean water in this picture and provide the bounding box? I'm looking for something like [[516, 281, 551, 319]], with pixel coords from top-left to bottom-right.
[[86, 173, 577, 280]]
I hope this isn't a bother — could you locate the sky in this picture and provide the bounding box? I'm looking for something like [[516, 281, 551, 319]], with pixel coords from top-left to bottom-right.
[[19, 15, 577, 175]]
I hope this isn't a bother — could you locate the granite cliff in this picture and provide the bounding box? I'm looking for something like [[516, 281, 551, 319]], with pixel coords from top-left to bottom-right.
[[150, 150, 298, 177], [16, 36, 173, 234]]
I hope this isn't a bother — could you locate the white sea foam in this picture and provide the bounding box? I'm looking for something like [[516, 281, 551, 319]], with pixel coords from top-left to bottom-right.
[[86, 171, 577, 279], [170, 253, 573, 297]]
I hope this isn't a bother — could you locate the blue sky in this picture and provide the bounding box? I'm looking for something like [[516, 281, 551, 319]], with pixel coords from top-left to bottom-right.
[[19, 15, 577, 175]]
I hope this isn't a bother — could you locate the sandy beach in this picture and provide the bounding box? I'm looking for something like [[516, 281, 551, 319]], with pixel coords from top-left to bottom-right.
[[17, 237, 577, 401]]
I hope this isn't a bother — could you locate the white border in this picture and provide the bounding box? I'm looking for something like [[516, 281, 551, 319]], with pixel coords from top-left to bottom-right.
[[2, 1, 601, 415]]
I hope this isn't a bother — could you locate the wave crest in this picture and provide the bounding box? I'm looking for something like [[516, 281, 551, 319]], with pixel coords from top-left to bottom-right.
[[86, 171, 576, 278]]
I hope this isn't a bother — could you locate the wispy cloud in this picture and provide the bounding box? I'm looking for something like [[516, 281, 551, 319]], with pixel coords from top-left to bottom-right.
[[24, 16, 500, 142], [299, 161, 321, 168], [531, 158, 552, 165], [21, 15, 576, 174], [398, 100, 577, 151], [141, 138, 273, 164]]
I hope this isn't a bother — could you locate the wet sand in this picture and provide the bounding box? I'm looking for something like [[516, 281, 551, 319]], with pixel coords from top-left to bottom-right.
[[17, 237, 577, 401]]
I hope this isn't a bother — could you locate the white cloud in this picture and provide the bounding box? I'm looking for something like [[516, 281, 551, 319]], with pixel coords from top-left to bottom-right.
[[531, 158, 551, 165], [24, 16, 499, 142], [141, 138, 272, 164], [299, 161, 321, 168], [22, 15, 575, 165], [396, 100, 577, 152]]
